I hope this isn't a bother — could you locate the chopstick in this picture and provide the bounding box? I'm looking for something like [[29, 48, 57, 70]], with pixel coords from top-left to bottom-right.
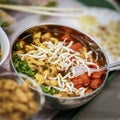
[[10, 5, 83, 12], [0, 4, 83, 18]]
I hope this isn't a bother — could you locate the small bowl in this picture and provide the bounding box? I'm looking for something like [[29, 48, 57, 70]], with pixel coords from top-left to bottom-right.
[[0, 72, 45, 120], [0, 27, 10, 66]]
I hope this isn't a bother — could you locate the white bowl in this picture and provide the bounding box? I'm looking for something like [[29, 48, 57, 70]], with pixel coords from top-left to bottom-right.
[[0, 27, 10, 66]]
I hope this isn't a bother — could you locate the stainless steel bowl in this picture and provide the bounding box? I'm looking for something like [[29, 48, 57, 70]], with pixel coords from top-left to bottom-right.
[[10, 24, 119, 110]]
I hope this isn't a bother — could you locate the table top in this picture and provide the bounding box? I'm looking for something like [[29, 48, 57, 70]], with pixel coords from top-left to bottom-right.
[[0, 0, 120, 120]]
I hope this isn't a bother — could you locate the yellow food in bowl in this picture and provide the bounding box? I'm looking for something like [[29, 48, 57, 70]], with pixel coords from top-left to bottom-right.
[[0, 79, 39, 120]]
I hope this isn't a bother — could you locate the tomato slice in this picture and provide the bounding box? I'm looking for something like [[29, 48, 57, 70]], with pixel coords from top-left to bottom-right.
[[70, 42, 83, 52], [90, 78, 102, 89], [80, 73, 90, 87], [72, 75, 82, 89], [90, 71, 104, 79], [72, 73, 90, 88]]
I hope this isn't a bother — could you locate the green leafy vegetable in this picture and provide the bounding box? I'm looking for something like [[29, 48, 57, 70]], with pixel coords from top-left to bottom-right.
[[41, 85, 59, 95], [12, 55, 36, 77]]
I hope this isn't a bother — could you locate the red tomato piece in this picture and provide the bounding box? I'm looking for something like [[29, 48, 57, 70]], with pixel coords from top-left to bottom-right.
[[90, 78, 102, 89], [72, 73, 90, 88], [90, 71, 104, 79], [80, 73, 91, 87], [72, 76, 82, 89], [70, 43, 82, 52]]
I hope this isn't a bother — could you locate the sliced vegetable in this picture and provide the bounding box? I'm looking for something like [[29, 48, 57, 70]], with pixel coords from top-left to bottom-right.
[[12, 55, 36, 77], [80, 73, 91, 87], [90, 71, 104, 79], [70, 42, 82, 52], [72, 73, 90, 88], [72, 76, 82, 89], [90, 78, 102, 89], [41, 85, 59, 95]]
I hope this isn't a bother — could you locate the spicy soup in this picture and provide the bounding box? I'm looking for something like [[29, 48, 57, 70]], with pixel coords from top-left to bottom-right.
[[12, 25, 107, 98]]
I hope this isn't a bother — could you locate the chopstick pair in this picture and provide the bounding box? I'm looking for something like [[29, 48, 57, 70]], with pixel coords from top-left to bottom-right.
[[0, 4, 83, 18]]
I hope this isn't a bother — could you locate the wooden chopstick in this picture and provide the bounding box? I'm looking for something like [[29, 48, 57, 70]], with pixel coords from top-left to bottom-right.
[[14, 5, 83, 12], [0, 4, 82, 12], [0, 4, 83, 18]]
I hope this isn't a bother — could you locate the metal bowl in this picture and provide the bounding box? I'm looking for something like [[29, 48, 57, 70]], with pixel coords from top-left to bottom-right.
[[10, 24, 110, 110]]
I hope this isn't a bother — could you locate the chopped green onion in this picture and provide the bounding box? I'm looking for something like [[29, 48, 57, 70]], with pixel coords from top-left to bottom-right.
[[12, 55, 37, 77], [41, 85, 59, 95]]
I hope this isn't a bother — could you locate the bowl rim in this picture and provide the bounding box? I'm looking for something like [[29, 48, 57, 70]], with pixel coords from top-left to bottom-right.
[[0, 27, 10, 66]]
